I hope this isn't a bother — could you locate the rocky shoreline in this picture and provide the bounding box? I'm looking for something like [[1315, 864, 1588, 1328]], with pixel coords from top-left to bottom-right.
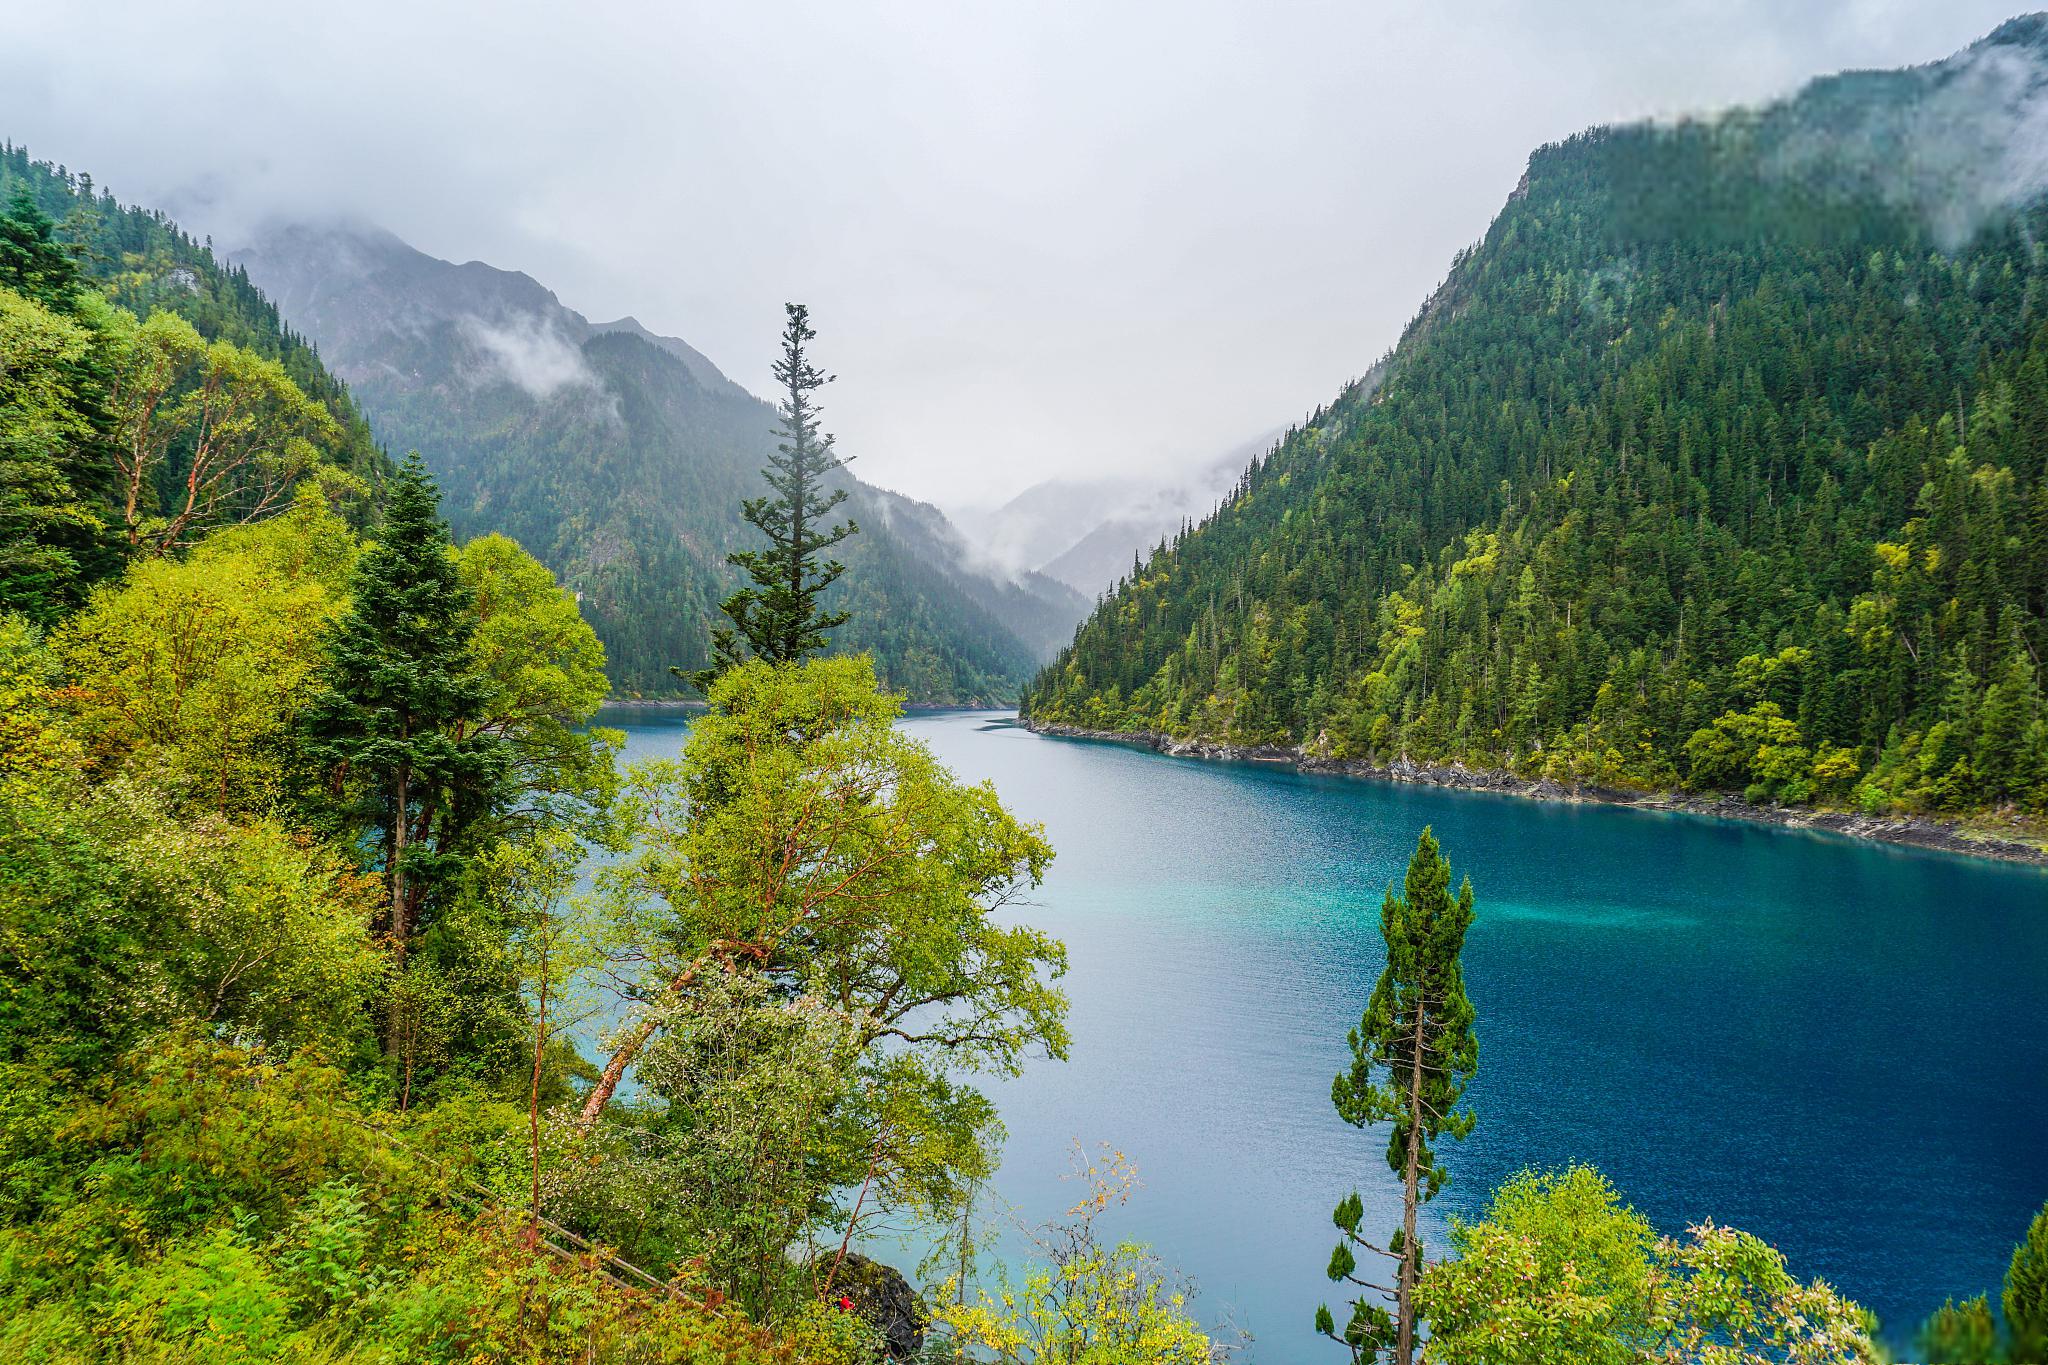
[[1021, 720, 2048, 868]]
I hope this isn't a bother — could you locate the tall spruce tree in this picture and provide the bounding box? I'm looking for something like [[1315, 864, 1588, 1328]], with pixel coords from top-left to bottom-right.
[[0, 187, 81, 311], [301, 452, 505, 1013], [1316, 827, 1478, 1365], [683, 303, 856, 690]]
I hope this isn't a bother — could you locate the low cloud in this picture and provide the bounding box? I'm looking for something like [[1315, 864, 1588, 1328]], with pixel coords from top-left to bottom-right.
[[457, 314, 596, 398], [1768, 21, 2048, 248], [953, 429, 1273, 586]]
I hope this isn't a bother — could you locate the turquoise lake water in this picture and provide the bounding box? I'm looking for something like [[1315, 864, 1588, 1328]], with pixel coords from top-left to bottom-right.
[[598, 705, 2048, 1360]]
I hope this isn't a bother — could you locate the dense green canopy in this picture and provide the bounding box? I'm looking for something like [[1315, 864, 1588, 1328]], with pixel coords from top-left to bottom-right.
[[1026, 80, 2048, 824]]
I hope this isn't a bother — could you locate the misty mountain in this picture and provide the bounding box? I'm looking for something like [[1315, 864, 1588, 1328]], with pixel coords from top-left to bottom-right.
[[953, 433, 1272, 596], [1027, 15, 2048, 826], [235, 223, 1087, 697]]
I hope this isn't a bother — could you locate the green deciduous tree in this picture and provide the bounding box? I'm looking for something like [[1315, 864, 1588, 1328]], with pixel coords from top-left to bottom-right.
[[0, 286, 112, 621], [1417, 1167, 1655, 1365], [935, 1147, 1217, 1365], [0, 613, 84, 790], [1684, 701, 1814, 803], [475, 829, 606, 1242], [569, 656, 1064, 1314], [688, 304, 856, 689], [0, 775, 383, 1070], [1418, 1166, 1876, 1365], [102, 306, 339, 556], [554, 967, 867, 1316], [453, 531, 620, 844], [57, 491, 356, 813], [583, 655, 1063, 1122], [1319, 826, 1477, 1365]]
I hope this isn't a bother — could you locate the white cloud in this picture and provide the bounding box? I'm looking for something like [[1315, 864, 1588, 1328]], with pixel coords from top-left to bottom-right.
[[0, 0, 2025, 507], [1769, 27, 2048, 248], [455, 314, 596, 398]]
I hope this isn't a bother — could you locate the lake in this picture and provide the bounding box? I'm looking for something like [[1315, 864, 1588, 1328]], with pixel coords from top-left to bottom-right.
[[598, 705, 2048, 1360]]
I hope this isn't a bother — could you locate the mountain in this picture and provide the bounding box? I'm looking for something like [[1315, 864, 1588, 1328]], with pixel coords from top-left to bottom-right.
[[0, 144, 392, 626], [0, 146, 388, 491], [234, 223, 1087, 699], [952, 433, 1270, 597], [1025, 17, 2048, 824]]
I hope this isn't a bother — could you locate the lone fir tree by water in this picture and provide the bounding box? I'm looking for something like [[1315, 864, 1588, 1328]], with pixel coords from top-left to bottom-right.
[[684, 302, 857, 691], [1319, 826, 1478, 1365]]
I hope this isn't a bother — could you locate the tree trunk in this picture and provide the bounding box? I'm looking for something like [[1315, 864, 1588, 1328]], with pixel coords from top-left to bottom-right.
[[577, 957, 710, 1129], [529, 968, 548, 1246], [1398, 994, 1426, 1365], [578, 1015, 648, 1129], [577, 942, 764, 1130], [787, 435, 807, 663], [387, 759, 410, 1050]]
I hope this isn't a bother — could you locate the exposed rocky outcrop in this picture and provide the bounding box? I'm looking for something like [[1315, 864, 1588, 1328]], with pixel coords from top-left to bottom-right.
[[822, 1253, 924, 1360], [1022, 721, 2048, 866]]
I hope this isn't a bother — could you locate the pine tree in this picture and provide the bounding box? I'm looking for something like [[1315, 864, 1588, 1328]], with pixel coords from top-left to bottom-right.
[[1317, 827, 1478, 1365], [1976, 613, 2046, 805], [684, 303, 856, 690], [300, 452, 505, 1028], [1919, 1199, 2048, 1365], [0, 187, 81, 312]]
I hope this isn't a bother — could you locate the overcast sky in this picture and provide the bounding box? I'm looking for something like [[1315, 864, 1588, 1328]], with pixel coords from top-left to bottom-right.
[[1, 1, 2027, 508]]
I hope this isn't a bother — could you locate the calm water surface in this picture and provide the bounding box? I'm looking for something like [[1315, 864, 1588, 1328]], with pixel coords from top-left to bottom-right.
[[597, 705, 2048, 1360]]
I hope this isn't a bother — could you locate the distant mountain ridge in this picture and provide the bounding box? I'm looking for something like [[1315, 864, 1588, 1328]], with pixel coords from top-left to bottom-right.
[[953, 431, 1273, 597], [236, 223, 1087, 698]]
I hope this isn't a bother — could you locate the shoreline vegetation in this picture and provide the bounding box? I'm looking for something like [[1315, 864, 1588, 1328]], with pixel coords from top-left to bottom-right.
[[10, 17, 2048, 1355], [1021, 718, 2048, 867], [598, 695, 996, 713]]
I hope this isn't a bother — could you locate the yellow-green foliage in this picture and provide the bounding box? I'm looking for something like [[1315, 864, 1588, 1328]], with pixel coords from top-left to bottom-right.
[[0, 614, 83, 791], [1417, 1166, 1876, 1365], [55, 492, 356, 813], [458, 532, 610, 728], [100, 305, 342, 557], [0, 1040, 802, 1365], [778, 1300, 887, 1365], [937, 1242, 1216, 1365], [559, 657, 1065, 1322], [932, 1148, 1215, 1365], [0, 774, 384, 1065]]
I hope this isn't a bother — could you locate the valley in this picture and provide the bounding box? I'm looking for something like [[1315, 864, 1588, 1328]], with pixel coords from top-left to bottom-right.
[[234, 222, 1089, 698], [2, 9, 2046, 1365]]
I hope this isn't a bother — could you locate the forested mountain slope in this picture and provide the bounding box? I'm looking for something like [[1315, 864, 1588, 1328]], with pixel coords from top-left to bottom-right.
[[0, 146, 391, 625], [1026, 17, 2048, 822], [236, 224, 1086, 698], [0, 145, 389, 490]]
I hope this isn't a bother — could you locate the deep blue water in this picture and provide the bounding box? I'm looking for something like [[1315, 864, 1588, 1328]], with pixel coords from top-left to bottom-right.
[[597, 705, 2048, 1361]]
